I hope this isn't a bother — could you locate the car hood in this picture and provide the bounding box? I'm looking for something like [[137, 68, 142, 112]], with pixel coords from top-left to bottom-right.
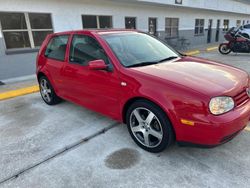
[[130, 57, 249, 97]]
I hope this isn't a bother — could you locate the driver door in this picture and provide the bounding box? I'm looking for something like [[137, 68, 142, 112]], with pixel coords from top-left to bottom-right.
[[61, 34, 121, 118]]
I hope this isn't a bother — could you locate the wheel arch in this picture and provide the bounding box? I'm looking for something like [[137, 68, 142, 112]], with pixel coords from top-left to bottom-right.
[[122, 96, 177, 139], [37, 71, 59, 95], [37, 71, 47, 81]]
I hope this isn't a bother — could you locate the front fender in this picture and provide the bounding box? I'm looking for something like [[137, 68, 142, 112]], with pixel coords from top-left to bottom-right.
[[119, 71, 209, 141]]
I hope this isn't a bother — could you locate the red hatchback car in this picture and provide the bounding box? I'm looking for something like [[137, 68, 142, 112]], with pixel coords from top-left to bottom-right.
[[37, 30, 250, 152]]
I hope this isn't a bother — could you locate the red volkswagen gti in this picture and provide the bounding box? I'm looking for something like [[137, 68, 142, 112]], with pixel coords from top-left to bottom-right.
[[36, 30, 250, 153]]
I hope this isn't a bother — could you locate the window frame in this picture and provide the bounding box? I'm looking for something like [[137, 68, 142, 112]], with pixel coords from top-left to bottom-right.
[[165, 17, 179, 38], [28, 13, 54, 47], [125, 17, 137, 29], [236, 20, 241, 27], [223, 19, 230, 32], [0, 11, 54, 51], [194, 19, 205, 36], [44, 34, 70, 62], [82, 15, 113, 29]]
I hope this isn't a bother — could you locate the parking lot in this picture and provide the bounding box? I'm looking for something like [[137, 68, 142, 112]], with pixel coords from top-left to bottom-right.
[[0, 50, 250, 188], [196, 51, 250, 73]]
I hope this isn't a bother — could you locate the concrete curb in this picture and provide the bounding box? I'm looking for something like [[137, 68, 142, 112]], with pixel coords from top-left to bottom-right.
[[185, 50, 200, 56], [0, 85, 39, 101], [185, 45, 218, 56], [206, 46, 218, 52], [245, 127, 250, 132]]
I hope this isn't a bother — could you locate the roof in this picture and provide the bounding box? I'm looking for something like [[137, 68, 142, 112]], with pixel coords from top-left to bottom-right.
[[52, 29, 138, 36]]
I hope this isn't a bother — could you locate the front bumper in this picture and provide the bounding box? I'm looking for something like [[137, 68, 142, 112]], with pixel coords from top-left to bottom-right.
[[176, 100, 250, 146]]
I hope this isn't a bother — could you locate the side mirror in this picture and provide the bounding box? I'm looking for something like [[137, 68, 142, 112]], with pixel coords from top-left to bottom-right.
[[88, 59, 108, 71]]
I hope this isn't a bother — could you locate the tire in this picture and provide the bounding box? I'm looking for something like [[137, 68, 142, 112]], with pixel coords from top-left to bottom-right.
[[126, 100, 174, 153], [39, 76, 62, 105], [219, 44, 232, 55]]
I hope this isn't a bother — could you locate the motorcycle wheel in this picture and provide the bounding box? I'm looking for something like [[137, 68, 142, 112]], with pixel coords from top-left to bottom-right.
[[219, 44, 232, 55]]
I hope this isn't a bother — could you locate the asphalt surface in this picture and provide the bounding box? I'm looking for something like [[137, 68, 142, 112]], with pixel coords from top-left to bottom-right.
[[0, 51, 250, 188], [197, 51, 250, 74]]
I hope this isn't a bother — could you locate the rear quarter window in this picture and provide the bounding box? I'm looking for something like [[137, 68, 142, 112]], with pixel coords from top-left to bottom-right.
[[45, 35, 69, 61]]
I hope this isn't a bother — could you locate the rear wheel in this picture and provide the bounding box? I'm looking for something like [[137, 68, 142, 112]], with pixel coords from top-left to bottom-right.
[[219, 44, 232, 55], [39, 76, 62, 105], [126, 100, 174, 153]]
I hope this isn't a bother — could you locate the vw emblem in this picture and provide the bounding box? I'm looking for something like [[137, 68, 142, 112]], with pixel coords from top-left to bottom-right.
[[247, 88, 250, 97]]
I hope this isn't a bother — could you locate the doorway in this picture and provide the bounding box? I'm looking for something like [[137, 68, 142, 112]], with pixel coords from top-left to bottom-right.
[[148, 18, 157, 36], [207, 19, 213, 43], [215, 20, 220, 42]]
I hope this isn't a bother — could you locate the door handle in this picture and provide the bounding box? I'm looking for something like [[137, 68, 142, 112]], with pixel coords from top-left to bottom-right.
[[64, 67, 75, 74]]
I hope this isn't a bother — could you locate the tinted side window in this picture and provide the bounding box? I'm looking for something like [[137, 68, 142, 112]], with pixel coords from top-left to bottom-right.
[[45, 35, 69, 61], [69, 35, 108, 65], [244, 24, 250, 29]]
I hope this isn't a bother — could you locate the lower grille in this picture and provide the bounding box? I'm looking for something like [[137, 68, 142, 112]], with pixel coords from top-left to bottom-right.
[[220, 126, 245, 143]]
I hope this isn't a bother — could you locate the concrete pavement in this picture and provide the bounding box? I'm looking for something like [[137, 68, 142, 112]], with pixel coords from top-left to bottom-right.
[[0, 93, 250, 187], [0, 50, 250, 188], [0, 93, 117, 185]]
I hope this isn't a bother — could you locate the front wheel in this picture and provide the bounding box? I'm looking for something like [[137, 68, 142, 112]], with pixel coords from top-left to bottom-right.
[[126, 100, 174, 153], [219, 44, 232, 55]]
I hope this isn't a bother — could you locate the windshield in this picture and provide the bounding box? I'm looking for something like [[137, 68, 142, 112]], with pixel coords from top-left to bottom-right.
[[102, 32, 179, 67]]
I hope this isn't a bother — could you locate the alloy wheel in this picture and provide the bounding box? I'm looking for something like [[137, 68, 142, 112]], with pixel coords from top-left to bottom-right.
[[129, 107, 163, 148], [40, 78, 52, 103]]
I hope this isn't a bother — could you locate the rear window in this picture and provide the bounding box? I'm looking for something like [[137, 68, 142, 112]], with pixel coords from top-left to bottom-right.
[[45, 35, 69, 61]]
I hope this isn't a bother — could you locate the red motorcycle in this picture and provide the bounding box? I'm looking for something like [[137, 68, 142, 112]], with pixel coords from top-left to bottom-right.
[[219, 26, 250, 55]]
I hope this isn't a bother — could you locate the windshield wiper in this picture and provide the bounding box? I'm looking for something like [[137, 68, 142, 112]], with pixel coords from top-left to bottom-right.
[[126, 56, 179, 68], [126, 61, 159, 68], [158, 56, 178, 62]]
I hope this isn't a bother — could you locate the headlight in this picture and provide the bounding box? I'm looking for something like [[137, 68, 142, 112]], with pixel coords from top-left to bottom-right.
[[209, 96, 235, 115]]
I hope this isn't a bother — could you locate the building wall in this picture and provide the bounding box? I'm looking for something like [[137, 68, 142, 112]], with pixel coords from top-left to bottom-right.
[[0, 0, 249, 79], [136, 0, 250, 15]]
